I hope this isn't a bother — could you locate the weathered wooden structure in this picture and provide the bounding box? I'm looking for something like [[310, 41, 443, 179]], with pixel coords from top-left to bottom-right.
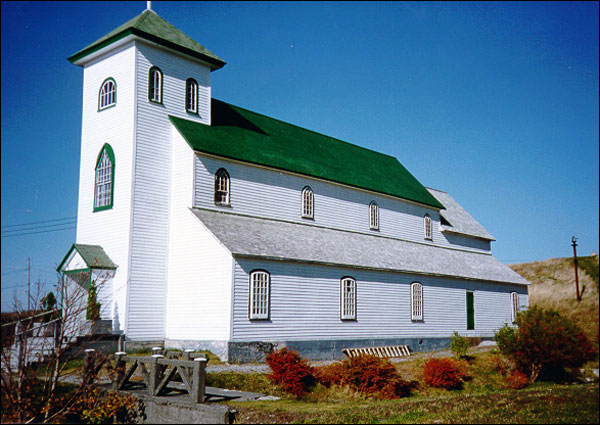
[[110, 349, 207, 403]]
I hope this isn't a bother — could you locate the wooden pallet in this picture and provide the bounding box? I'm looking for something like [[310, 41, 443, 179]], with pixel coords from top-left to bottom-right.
[[342, 345, 411, 358]]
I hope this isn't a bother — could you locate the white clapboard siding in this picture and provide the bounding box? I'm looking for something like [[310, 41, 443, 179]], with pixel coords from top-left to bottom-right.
[[76, 43, 137, 335], [125, 42, 213, 340], [194, 154, 492, 254], [165, 127, 233, 341], [231, 258, 528, 342]]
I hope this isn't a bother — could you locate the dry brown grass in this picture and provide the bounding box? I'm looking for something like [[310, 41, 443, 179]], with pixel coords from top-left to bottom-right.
[[510, 256, 599, 347]]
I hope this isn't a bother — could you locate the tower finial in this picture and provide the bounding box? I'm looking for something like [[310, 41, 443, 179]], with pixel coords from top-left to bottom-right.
[[147, 1, 152, 10]]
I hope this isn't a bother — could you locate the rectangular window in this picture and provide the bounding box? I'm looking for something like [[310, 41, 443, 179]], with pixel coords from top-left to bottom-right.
[[340, 277, 356, 320], [411, 282, 423, 321], [249, 271, 269, 320], [466, 291, 475, 330], [511, 292, 519, 324]]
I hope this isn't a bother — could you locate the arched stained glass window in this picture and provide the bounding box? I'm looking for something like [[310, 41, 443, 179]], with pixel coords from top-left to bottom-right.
[[94, 144, 115, 211], [411, 282, 423, 321], [302, 186, 314, 219], [149, 67, 163, 104], [214, 168, 230, 205], [186, 78, 198, 114], [424, 214, 432, 241], [340, 277, 356, 320], [249, 270, 270, 320], [369, 201, 379, 230], [98, 78, 116, 110], [511, 292, 519, 324]]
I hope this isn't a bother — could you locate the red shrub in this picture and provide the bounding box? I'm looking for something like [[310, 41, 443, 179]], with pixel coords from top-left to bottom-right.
[[315, 355, 413, 399], [503, 370, 530, 390], [313, 362, 345, 388], [495, 306, 597, 382], [265, 348, 315, 398], [423, 358, 466, 390]]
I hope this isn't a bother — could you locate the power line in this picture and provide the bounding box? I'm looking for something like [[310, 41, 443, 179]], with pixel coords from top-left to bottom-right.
[[1, 226, 76, 238], [2, 220, 77, 234], [2, 221, 77, 235], [1, 216, 77, 229]]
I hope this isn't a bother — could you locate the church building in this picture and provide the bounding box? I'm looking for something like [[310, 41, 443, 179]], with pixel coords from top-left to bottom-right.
[[57, 6, 529, 362]]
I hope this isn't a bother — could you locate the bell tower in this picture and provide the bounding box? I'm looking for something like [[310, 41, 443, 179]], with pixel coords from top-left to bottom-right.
[[66, 6, 225, 340]]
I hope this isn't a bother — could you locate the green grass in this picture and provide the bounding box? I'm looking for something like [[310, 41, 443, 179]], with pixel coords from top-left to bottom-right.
[[230, 383, 599, 424], [213, 349, 599, 424]]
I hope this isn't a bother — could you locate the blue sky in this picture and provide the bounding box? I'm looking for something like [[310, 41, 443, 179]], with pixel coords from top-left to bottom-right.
[[1, 1, 598, 311]]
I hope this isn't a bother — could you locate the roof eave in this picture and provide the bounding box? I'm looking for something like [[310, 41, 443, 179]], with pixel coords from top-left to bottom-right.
[[68, 28, 226, 70], [440, 226, 496, 242]]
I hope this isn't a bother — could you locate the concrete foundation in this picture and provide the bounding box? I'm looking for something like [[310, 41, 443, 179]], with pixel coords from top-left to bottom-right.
[[133, 392, 234, 424]]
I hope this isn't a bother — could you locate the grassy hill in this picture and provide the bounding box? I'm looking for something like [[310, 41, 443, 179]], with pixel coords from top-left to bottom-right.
[[509, 255, 599, 347]]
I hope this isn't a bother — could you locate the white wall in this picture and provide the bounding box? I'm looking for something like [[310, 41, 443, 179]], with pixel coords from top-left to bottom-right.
[[231, 258, 528, 342], [76, 42, 137, 334], [124, 41, 213, 340], [165, 128, 233, 342], [194, 154, 492, 253]]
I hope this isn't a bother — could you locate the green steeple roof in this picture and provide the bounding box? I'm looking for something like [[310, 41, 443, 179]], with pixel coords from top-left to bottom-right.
[[68, 9, 225, 69], [170, 100, 444, 209]]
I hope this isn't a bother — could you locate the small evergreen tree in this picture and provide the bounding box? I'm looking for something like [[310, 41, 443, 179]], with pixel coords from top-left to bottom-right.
[[86, 281, 101, 320]]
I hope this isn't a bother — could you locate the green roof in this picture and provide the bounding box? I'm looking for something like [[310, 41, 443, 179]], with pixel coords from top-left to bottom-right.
[[57, 244, 117, 272], [68, 9, 225, 69], [170, 100, 444, 209]]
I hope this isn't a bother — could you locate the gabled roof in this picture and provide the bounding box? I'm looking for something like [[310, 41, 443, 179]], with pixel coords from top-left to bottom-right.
[[170, 100, 444, 209], [191, 208, 529, 286], [57, 244, 117, 272], [427, 188, 495, 241], [68, 9, 225, 69]]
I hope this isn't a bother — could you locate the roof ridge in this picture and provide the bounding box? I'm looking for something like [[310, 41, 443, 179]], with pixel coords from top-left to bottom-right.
[[214, 99, 398, 161]]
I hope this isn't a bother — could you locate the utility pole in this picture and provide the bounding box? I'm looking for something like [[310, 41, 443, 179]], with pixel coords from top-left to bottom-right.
[[27, 257, 31, 311], [571, 236, 582, 302]]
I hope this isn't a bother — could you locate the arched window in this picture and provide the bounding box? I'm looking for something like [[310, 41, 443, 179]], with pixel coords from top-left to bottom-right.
[[94, 144, 115, 211], [301, 186, 314, 219], [148, 66, 163, 104], [369, 201, 379, 230], [185, 78, 198, 114], [424, 214, 432, 241], [249, 270, 270, 320], [98, 78, 116, 110], [214, 168, 230, 205], [510, 292, 519, 324], [340, 277, 356, 320], [410, 282, 423, 321]]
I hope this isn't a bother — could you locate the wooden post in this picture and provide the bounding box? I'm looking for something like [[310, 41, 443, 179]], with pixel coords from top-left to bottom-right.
[[183, 349, 194, 361], [84, 349, 96, 385], [149, 354, 163, 395], [572, 236, 582, 301], [192, 357, 207, 403], [152, 346, 163, 356], [113, 352, 126, 390]]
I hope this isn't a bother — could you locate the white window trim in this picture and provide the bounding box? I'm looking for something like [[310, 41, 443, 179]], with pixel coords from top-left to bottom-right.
[[301, 186, 314, 219], [186, 79, 198, 113], [214, 168, 230, 206], [411, 282, 423, 321], [424, 214, 432, 241], [150, 68, 162, 103], [249, 270, 270, 320], [340, 277, 356, 320], [369, 201, 379, 230], [510, 292, 519, 324], [99, 79, 116, 110]]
